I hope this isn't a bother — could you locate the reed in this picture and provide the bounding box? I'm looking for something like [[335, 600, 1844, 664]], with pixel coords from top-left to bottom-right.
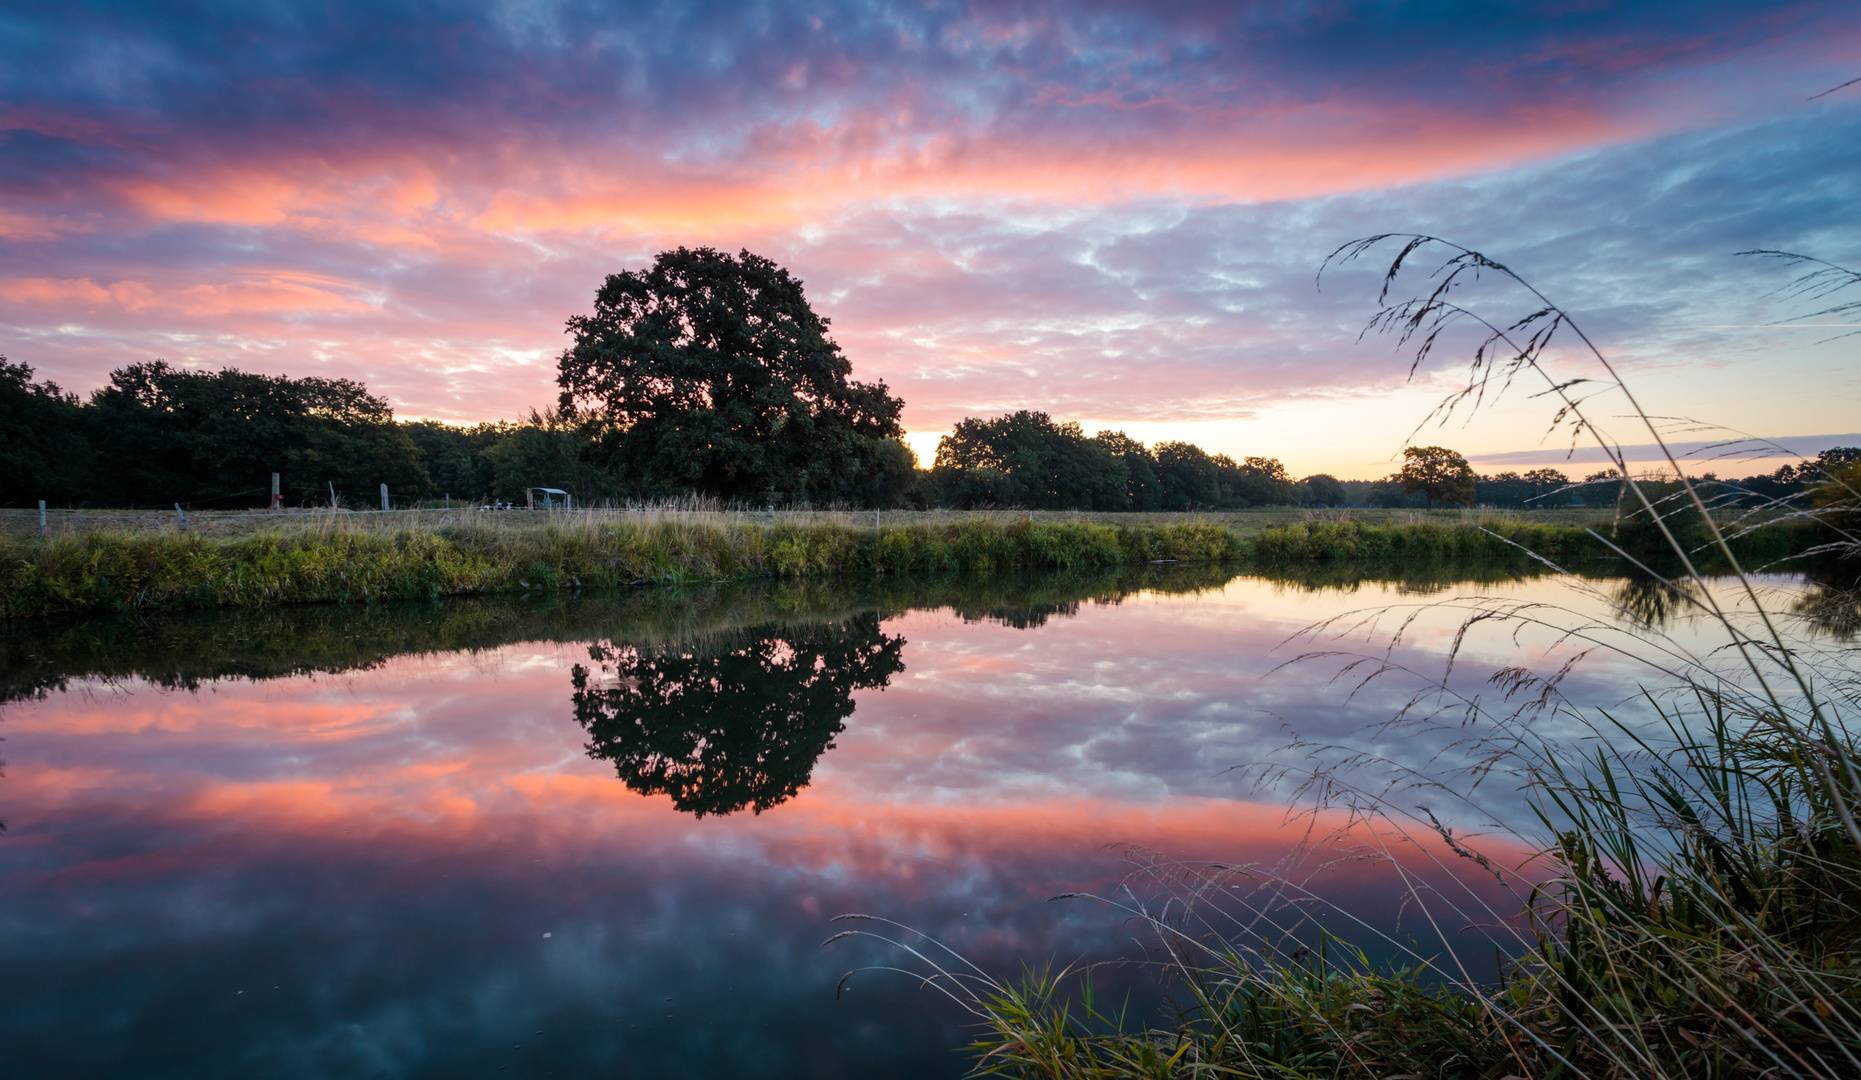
[[827, 238, 1861, 1079]]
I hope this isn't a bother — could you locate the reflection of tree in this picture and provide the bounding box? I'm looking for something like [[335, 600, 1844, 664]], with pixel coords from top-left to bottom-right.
[[569, 614, 906, 817], [1794, 568, 1861, 640], [1610, 571, 1703, 630]]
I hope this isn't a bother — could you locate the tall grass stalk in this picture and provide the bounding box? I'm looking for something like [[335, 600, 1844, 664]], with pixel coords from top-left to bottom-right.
[[828, 237, 1861, 1079]]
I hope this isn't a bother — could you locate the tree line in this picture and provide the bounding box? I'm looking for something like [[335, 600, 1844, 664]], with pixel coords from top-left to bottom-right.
[[3, 246, 1853, 512], [0, 357, 612, 509]]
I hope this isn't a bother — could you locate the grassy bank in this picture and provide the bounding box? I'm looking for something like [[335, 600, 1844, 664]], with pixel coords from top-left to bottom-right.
[[0, 512, 1829, 620]]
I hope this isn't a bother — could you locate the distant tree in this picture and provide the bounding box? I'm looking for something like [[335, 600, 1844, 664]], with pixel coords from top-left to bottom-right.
[[1474, 469, 1570, 508], [87, 361, 425, 507], [1366, 475, 1424, 508], [0, 357, 94, 507], [1812, 455, 1861, 528], [933, 411, 1126, 509], [1818, 447, 1861, 471], [1397, 445, 1475, 509], [1152, 441, 1221, 509], [1093, 430, 1160, 509], [1220, 455, 1296, 507], [480, 408, 632, 504], [401, 420, 509, 501], [570, 615, 906, 817], [1579, 469, 1623, 508], [557, 247, 912, 506], [1300, 473, 1348, 507]]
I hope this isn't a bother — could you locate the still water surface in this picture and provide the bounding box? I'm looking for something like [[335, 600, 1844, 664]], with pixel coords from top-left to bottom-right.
[[0, 566, 1816, 1077]]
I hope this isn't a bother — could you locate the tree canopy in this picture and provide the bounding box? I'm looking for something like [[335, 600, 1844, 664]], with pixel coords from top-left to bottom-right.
[[83, 361, 427, 508], [1397, 445, 1477, 508], [557, 247, 914, 506], [927, 414, 1301, 510]]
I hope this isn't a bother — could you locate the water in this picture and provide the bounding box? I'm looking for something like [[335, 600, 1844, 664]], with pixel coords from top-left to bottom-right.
[[0, 565, 1837, 1078]]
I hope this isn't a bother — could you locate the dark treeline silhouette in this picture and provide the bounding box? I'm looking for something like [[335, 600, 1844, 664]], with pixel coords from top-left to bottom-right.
[[0, 356, 638, 509], [11, 353, 1847, 512], [920, 409, 1310, 510]]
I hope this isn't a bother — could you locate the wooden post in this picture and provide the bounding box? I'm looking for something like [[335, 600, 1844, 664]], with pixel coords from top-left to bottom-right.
[[270, 472, 281, 511], [175, 503, 188, 532], [38, 499, 46, 537], [329, 482, 337, 510], [526, 488, 535, 510], [380, 483, 389, 511]]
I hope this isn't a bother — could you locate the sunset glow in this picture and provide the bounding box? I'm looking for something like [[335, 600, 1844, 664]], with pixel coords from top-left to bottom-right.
[[2, 1, 1857, 475]]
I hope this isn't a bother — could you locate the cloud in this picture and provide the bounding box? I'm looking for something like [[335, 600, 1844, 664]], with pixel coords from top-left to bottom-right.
[[0, 0, 1855, 459]]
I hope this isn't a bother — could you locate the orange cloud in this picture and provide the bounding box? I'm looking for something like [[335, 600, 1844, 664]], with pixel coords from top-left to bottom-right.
[[0, 272, 373, 317]]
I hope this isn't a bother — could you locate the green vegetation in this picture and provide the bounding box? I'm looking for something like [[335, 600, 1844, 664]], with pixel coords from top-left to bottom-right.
[[0, 514, 1235, 619], [829, 237, 1861, 1079], [2, 508, 1838, 620], [556, 246, 916, 506]]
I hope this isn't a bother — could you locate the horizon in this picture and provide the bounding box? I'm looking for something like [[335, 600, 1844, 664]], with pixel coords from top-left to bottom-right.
[[3, 2, 1857, 481]]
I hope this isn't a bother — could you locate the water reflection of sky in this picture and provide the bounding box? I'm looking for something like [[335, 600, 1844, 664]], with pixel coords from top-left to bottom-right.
[[0, 572, 1810, 1077]]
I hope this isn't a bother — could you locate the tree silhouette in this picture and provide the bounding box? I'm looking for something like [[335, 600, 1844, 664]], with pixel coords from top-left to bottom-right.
[[1397, 445, 1476, 509], [556, 247, 914, 505], [569, 614, 906, 817]]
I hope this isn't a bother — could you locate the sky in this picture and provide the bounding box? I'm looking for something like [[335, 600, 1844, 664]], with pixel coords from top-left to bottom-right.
[[1, 0, 1857, 479]]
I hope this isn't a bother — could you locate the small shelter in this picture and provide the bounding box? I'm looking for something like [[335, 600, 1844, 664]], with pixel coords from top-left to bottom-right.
[[525, 487, 574, 510]]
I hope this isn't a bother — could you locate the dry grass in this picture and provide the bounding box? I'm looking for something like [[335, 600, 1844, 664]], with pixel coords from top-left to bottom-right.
[[0, 503, 1615, 541]]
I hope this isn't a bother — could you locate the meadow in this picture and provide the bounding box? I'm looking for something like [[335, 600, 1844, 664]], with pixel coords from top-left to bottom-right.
[[7, 501, 1806, 621]]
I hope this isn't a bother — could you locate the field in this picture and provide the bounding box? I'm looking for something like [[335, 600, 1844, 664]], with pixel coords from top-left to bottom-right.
[[0, 502, 1614, 541]]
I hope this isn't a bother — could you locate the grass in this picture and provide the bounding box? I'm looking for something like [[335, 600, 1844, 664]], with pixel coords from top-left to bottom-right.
[[1, 506, 1831, 620], [824, 237, 1861, 1079]]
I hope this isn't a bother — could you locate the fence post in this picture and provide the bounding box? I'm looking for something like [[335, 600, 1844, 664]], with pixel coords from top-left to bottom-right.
[[380, 483, 389, 511], [39, 499, 46, 537], [329, 482, 337, 510], [271, 472, 281, 511], [175, 503, 188, 532]]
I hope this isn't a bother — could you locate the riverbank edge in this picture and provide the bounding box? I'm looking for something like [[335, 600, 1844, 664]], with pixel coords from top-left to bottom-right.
[[0, 516, 1815, 619]]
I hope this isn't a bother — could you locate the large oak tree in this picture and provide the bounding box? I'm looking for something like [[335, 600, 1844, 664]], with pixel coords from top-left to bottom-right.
[[1397, 445, 1476, 508], [556, 247, 914, 505]]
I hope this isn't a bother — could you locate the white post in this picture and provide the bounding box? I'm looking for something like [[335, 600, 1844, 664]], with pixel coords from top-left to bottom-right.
[[445, 494, 450, 509], [380, 483, 389, 511], [329, 481, 337, 510], [875, 508, 880, 529], [38, 499, 46, 536], [175, 503, 188, 532], [270, 472, 281, 511]]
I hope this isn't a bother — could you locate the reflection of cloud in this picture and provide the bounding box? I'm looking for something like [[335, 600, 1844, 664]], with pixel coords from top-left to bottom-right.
[[0, 572, 1718, 1070]]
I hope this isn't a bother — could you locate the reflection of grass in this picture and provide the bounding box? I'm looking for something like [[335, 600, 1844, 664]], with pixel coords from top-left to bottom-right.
[[0, 563, 1248, 702], [0, 558, 1682, 705]]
